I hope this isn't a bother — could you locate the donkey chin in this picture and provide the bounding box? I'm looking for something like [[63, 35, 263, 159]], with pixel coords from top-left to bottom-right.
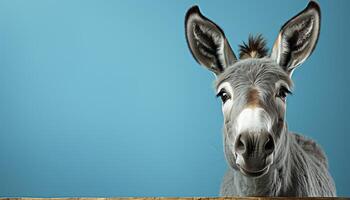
[[235, 152, 274, 178]]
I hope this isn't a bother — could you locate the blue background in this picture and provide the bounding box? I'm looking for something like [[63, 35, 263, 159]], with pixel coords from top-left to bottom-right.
[[0, 0, 349, 197]]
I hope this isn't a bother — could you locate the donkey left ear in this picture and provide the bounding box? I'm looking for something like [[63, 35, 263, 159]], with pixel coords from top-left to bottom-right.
[[271, 1, 321, 75]]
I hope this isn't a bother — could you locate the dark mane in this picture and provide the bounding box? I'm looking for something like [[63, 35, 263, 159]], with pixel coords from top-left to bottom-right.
[[239, 34, 269, 59]]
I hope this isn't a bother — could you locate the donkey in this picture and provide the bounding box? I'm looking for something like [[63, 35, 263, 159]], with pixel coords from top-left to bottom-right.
[[185, 1, 336, 197]]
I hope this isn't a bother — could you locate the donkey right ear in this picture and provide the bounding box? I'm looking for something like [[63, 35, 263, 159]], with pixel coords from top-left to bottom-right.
[[185, 6, 237, 75]]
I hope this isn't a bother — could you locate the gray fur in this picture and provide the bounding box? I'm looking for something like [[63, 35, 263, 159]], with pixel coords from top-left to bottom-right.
[[184, 1, 336, 197], [217, 59, 336, 197]]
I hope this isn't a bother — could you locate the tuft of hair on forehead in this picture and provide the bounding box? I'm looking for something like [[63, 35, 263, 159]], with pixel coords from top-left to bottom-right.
[[239, 34, 269, 59]]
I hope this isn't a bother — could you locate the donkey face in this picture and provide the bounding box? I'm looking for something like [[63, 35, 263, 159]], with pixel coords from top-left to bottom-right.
[[185, 1, 320, 177]]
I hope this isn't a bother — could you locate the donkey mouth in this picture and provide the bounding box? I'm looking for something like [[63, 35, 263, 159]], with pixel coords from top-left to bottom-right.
[[238, 164, 270, 178]]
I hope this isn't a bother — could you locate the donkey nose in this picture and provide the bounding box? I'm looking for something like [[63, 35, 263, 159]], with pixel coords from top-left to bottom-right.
[[234, 132, 275, 157], [264, 134, 275, 156]]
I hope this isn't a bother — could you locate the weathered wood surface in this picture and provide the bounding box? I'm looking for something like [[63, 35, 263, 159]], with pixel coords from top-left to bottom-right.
[[0, 198, 347, 200]]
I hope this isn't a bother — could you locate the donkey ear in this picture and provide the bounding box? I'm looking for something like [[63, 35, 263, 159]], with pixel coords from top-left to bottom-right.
[[271, 1, 321, 75], [185, 6, 237, 75]]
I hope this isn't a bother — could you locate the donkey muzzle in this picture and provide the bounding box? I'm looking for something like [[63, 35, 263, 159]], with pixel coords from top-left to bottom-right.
[[234, 131, 275, 177]]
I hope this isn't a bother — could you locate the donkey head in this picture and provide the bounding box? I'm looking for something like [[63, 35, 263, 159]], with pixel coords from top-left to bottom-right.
[[185, 1, 320, 177]]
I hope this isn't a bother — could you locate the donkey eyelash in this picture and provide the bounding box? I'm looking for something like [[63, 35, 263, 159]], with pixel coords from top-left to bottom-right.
[[280, 86, 293, 95], [216, 89, 227, 98]]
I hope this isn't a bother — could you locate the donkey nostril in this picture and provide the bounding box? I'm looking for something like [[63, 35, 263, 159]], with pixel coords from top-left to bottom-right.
[[264, 135, 275, 155], [235, 134, 246, 154]]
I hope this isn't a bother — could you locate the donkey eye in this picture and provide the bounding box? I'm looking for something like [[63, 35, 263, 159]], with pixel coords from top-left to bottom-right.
[[217, 89, 231, 103], [277, 86, 292, 101]]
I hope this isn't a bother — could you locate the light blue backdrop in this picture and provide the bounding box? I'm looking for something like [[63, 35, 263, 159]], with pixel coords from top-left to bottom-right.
[[0, 0, 349, 197]]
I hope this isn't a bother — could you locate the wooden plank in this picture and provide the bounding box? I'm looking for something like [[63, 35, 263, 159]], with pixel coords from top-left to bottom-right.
[[0, 198, 348, 200]]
